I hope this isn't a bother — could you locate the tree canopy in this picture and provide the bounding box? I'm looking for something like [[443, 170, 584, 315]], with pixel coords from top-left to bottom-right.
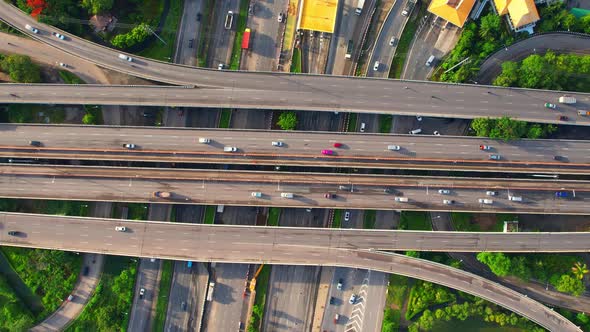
[[277, 112, 298, 130], [0, 55, 41, 83], [81, 0, 114, 15]]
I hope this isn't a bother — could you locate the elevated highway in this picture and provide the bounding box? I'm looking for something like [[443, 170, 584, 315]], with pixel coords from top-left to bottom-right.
[[0, 212, 582, 332], [2, 124, 590, 174], [1, 1, 589, 124], [1, 165, 590, 214]]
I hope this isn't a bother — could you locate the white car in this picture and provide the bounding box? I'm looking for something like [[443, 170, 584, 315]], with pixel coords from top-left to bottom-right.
[[58, 62, 67, 68], [139, 288, 145, 298], [251, 192, 262, 198], [198, 137, 210, 144], [433, 131, 440, 136], [443, 199, 454, 205], [123, 143, 136, 149], [344, 211, 350, 221], [271, 141, 284, 147], [118, 53, 133, 62], [438, 189, 450, 195], [52, 32, 65, 40], [277, 12, 285, 22], [349, 294, 358, 304], [373, 61, 380, 71], [218, 63, 224, 70], [387, 145, 401, 151], [115, 226, 126, 232], [401, 9, 409, 16], [389, 37, 397, 46], [416, 115, 422, 121], [478, 198, 493, 205], [486, 191, 497, 196], [25, 24, 39, 33]]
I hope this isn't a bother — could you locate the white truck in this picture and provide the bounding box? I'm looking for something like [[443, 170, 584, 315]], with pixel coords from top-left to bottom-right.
[[355, 0, 365, 15], [558, 96, 576, 104], [394, 197, 408, 202]]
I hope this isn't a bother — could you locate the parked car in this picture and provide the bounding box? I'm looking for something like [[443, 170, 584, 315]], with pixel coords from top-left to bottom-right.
[[52, 32, 65, 40], [278, 12, 285, 22], [218, 63, 224, 70], [321, 149, 334, 155], [337, 279, 343, 290], [479, 145, 491, 150], [188, 39, 194, 48], [272, 141, 284, 147], [349, 294, 358, 304], [334, 313, 340, 324], [333, 142, 342, 148], [438, 189, 450, 195], [329, 296, 336, 305], [389, 37, 397, 46], [344, 211, 350, 221], [544, 103, 557, 109], [416, 115, 423, 121], [489, 154, 501, 160], [433, 131, 440, 136], [115, 226, 126, 232], [67, 294, 74, 302], [83, 266, 90, 276], [373, 61, 380, 71], [123, 143, 136, 149]]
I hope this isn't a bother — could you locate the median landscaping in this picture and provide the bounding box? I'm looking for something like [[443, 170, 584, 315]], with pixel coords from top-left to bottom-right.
[[248, 265, 270, 332], [229, 0, 250, 70], [152, 260, 173, 332]]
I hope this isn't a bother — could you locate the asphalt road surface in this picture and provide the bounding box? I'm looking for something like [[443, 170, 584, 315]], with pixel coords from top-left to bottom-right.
[[1, 3, 589, 125], [3, 165, 590, 214], [3, 124, 590, 174], [0, 212, 581, 332]]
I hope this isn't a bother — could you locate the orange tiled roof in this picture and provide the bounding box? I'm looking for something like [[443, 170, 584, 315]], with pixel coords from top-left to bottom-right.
[[427, 0, 476, 27], [506, 0, 540, 28]]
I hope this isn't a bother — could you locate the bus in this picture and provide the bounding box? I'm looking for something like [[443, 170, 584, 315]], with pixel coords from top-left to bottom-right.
[[242, 28, 251, 49]]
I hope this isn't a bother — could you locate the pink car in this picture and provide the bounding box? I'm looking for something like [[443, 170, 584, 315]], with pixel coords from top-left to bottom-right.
[[321, 149, 334, 155]]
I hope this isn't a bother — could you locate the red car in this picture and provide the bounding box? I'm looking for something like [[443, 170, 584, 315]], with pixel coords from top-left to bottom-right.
[[479, 145, 491, 150], [324, 193, 335, 199], [558, 115, 569, 121], [333, 142, 342, 148], [321, 149, 334, 155]]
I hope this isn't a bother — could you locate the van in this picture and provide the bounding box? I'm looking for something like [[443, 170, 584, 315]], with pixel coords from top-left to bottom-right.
[[508, 195, 522, 202], [118, 53, 133, 62], [198, 137, 210, 144], [251, 192, 262, 198], [425, 55, 435, 67], [395, 197, 408, 202], [281, 192, 294, 198], [360, 122, 366, 132], [409, 128, 422, 135]]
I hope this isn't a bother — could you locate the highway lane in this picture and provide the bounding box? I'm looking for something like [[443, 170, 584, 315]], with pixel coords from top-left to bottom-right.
[[2, 164, 590, 214], [1, 2, 590, 124], [0, 212, 581, 332], [4, 124, 590, 174]]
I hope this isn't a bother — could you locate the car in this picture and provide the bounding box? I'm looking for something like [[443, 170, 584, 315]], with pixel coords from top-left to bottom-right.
[[324, 193, 335, 199], [248, 3, 255, 14], [52, 32, 65, 40], [479, 145, 491, 150], [433, 131, 440, 136], [544, 103, 557, 109], [443, 199, 454, 205], [29, 140, 42, 147], [344, 211, 350, 222], [197, 12, 202, 21], [321, 149, 334, 155], [559, 115, 569, 121], [338, 185, 350, 191], [139, 288, 145, 299], [333, 142, 342, 148], [438, 189, 450, 195], [373, 61, 380, 71], [329, 296, 335, 305], [67, 294, 74, 302], [349, 294, 358, 304], [334, 313, 340, 324], [401, 8, 409, 16], [181, 301, 187, 310], [188, 39, 194, 48], [115, 226, 126, 232], [83, 266, 90, 276], [389, 37, 397, 46], [25, 24, 39, 33], [123, 143, 136, 149], [337, 279, 343, 290], [278, 12, 285, 22], [7, 231, 20, 236], [272, 141, 284, 147], [384, 188, 394, 194], [489, 154, 501, 160], [251, 192, 262, 198], [555, 191, 569, 198], [416, 115, 423, 121], [409, 128, 422, 135], [223, 146, 238, 152], [142, 111, 155, 118], [218, 63, 224, 70], [554, 155, 564, 161], [388, 145, 401, 151], [198, 137, 211, 144], [486, 191, 497, 196], [118, 53, 133, 62], [478, 198, 493, 204], [360, 122, 366, 132]]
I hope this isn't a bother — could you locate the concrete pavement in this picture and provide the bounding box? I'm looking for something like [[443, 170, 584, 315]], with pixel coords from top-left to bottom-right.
[[0, 212, 581, 332]]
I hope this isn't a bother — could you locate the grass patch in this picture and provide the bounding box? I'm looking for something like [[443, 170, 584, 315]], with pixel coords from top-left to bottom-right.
[[152, 260, 173, 332], [229, 0, 250, 70], [137, 0, 184, 61], [399, 211, 431, 230], [363, 210, 376, 229], [332, 210, 342, 228], [388, 3, 427, 79], [6, 104, 66, 123], [290, 48, 302, 73], [382, 274, 409, 331], [0, 274, 35, 331], [347, 113, 358, 132], [267, 207, 281, 226], [219, 109, 232, 128], [203, 206, 216, 224], [66, 256, 137, 332], [450, 212, 480, 231], [59, 70, 85, 84], [83, 105, 104, 125], [379, 114, 393, 133], [283, 4, 297, 54], [197, 0, 213, 67]]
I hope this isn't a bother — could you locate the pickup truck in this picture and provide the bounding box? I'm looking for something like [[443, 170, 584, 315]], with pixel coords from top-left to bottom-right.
[[558, 96, 576, 104]]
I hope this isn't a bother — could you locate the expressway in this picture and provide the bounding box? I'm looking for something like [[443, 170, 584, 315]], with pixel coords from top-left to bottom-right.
[[3, 124, 590, 174], [0, 212, 582, 332], [1, 164, 590, 214], [1, 2, 590, 124]]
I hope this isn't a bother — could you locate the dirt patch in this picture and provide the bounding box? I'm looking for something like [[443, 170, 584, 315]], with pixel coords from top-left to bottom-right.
[[471, 213, 498, 231], [98, 67, 156, 85], [518, 214, 590, 232]]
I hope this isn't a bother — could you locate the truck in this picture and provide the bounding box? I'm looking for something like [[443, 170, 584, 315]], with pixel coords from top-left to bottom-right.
[[345, 40, 353, 59], [577, 110, 590, 116], [242, 28, 252, 49], [508, 195, 523, 202], [225, 11, 234, 29], [153, 191, 171, 198], [558, 95, 576, 104], [355, 0, 365, 15], [206, 282, 215, 301], [478, 198, 493, 205], [394, 197, 408, 202]]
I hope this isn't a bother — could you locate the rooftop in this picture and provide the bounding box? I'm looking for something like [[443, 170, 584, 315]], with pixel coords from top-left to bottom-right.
[[427, 0, 477, 27], [297, 0, 338, 33]]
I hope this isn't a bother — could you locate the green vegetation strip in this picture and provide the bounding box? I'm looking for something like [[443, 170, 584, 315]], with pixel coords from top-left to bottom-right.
[[204, 206, 216, 224], [219, 109, 232, 128], [290, 48, 302, 73], [59, 70, 85, 84], [399, 211, 431, 230], [138, 0, 184, 61], [347, 113, 358, 132], [229, 0, 250, 70], [379, 114, 392, 133], [332, 210, 342, 228], [381, 274, 409, 332], [67, 256, 137, 331], [249, 265, 270, 331], [363, 210, 376, 229], [267, 208, 281, 226], [388, 4, 427, 79], [152, 260, 173, 332]]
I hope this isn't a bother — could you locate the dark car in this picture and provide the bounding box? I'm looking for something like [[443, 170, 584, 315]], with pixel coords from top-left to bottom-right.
[[554, 155, 564, 161], [555, 191, 569, 198], [329, 296, 335, 305], [29, 140, 42, 147], [558, 115, 569, 121], [7, 231, 20, 236], [196, 12, 202, 21], [83, 266, 90, 276], [143, 111, 155, 118], [188, 39, 194, 48], [181, 301, 187, 310]]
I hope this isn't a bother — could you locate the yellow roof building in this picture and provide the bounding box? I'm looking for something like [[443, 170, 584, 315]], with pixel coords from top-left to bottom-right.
[[494, 0, 540, 29], [297, 0, 338, 33], [427, 0, 476, 28]]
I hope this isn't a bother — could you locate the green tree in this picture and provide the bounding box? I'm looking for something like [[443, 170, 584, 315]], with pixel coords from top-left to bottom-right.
[[477, 252, 511, 276], [479, 14, 501, 39], [493, 61, 519, 87], [0, 55, 41, 83], [81, 0, 114, 14], [405, 251, 420, 258], [111, 23, 151, 49], [470, 118, 493, 137], [489, 116, 527, 141], [509, 256, 531, 280], [277, 112, 297, 130], [82, 112, 96, 125], [563, 13, 579, 31], [576, 312, 589, 324], [555, 274, 585, 296]]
